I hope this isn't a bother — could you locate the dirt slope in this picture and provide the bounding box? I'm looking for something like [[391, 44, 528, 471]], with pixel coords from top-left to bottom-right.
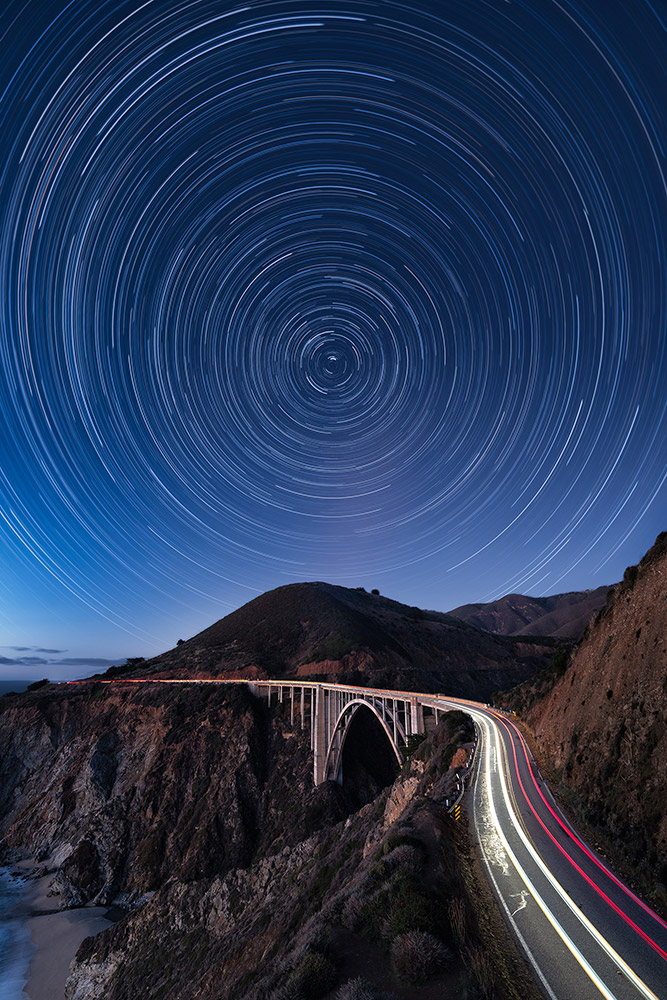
[[526, 533, 667, 892]]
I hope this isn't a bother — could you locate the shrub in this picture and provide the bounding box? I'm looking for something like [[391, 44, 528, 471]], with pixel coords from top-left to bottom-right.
[[319, 893, 345, 924], [390, 930, 451, 984], [310, 864, 336, 903], [384, 844, 423, 875], [102, 657, 145, 678], [27, 678, 49, 691], [380, 830, 423, 856], [272, 981, 306, 1000], [335, 979, 381, 1000], [341, 889, 366, 930], [404, 732, 427, 756], [283, 950, 336, 999], [465, 944, 495, 998], [380, 871, 449, 940], [307, 926, 334, 960]]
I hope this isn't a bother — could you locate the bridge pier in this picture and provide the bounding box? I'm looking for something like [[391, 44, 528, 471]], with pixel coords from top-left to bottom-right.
[[313, 685, 328, 785], [409, 696, 425, 736]]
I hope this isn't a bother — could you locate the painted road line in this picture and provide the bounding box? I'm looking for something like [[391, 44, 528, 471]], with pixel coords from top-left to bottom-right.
[[478, 712, 660, 1000]]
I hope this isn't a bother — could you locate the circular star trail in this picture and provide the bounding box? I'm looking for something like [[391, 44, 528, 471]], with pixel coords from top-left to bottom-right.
[[0, 0, 664, 642]]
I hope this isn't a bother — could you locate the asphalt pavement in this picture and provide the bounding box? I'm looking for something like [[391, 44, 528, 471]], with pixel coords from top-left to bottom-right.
[[445, 700, 667, 1000]]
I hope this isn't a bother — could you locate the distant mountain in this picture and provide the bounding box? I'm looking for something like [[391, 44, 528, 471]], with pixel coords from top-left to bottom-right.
[[449, 586, 611, 640], [140, 581, 560, 702]]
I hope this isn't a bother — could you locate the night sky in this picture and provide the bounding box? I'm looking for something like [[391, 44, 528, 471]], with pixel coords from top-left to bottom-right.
[[0, 0, 665, 672]]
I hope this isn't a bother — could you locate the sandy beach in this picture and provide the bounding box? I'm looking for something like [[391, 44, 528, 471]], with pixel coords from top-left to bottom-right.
[[16, 869, 111, 1000]]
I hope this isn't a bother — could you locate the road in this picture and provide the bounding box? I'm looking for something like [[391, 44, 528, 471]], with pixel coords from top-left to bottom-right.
[[443, 698, 667, 1000]]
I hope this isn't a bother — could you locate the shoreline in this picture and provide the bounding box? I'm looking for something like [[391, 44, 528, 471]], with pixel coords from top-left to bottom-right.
[[11, 864, 113, 1000]]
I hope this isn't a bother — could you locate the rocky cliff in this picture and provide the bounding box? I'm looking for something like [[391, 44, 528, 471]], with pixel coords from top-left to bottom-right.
[[0, 682, 349, 904], [523, 533, 667, 899], [0, 681, 540, 999], [64, 711, 536, 1000]]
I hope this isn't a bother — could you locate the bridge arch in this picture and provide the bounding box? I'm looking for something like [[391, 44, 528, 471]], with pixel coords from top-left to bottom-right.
[[324, 698, 405, 784]]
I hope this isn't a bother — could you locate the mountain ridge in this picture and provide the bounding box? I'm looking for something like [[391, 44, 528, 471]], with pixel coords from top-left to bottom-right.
[[137, 580, 562, 702], [449, 585, 611, 640]]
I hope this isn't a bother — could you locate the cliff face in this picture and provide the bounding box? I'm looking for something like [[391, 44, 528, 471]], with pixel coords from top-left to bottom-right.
[[0, 683, 349, 905], [527, 533, 667, 887], [63, 711, 537, 1000], [136, 582, 558, 700]]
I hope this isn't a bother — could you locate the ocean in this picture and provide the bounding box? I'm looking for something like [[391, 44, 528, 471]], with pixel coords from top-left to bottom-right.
[[0, 682, 33, 998], [0, 869, 32, 1000], [0, 682, 29, 697]]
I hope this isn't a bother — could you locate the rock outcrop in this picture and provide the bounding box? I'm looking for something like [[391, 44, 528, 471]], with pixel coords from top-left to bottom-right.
[[0, 682, 349, 905], [526, 533, 667, 894]]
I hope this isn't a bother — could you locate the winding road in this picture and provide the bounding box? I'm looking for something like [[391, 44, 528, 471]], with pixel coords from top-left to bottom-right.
[[446, 698, 667, 1000]]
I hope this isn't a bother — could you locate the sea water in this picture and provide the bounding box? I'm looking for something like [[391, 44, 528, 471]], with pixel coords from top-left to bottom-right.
[[0, 868, 32, 1000], [0, 682, 29, 697], [0, 682, 33, 998]]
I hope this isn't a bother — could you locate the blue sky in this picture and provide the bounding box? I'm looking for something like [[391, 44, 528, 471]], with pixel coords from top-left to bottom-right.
[[1, 0, 664, 672]]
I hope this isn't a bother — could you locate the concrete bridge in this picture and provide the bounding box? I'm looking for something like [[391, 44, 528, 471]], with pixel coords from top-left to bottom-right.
[[101, 676, 475, 786], [244, 679, 467, 785]]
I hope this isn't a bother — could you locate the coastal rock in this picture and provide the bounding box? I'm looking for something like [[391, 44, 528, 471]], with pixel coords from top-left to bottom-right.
[[0, 683, 354, 906], [382, 774, 421, 830], [65, 955, 123, 1000], [52, 841, 104, 908]]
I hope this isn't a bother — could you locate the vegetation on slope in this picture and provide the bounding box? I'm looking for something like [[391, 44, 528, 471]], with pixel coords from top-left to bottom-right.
[[133, 581, 559, 702]]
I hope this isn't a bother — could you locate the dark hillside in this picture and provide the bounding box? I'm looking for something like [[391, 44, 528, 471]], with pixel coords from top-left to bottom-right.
[[138, 582, 559, 701]]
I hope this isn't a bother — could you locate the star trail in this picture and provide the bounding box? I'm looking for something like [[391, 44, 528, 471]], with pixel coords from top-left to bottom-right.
[[0, 0, 665, 659]]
